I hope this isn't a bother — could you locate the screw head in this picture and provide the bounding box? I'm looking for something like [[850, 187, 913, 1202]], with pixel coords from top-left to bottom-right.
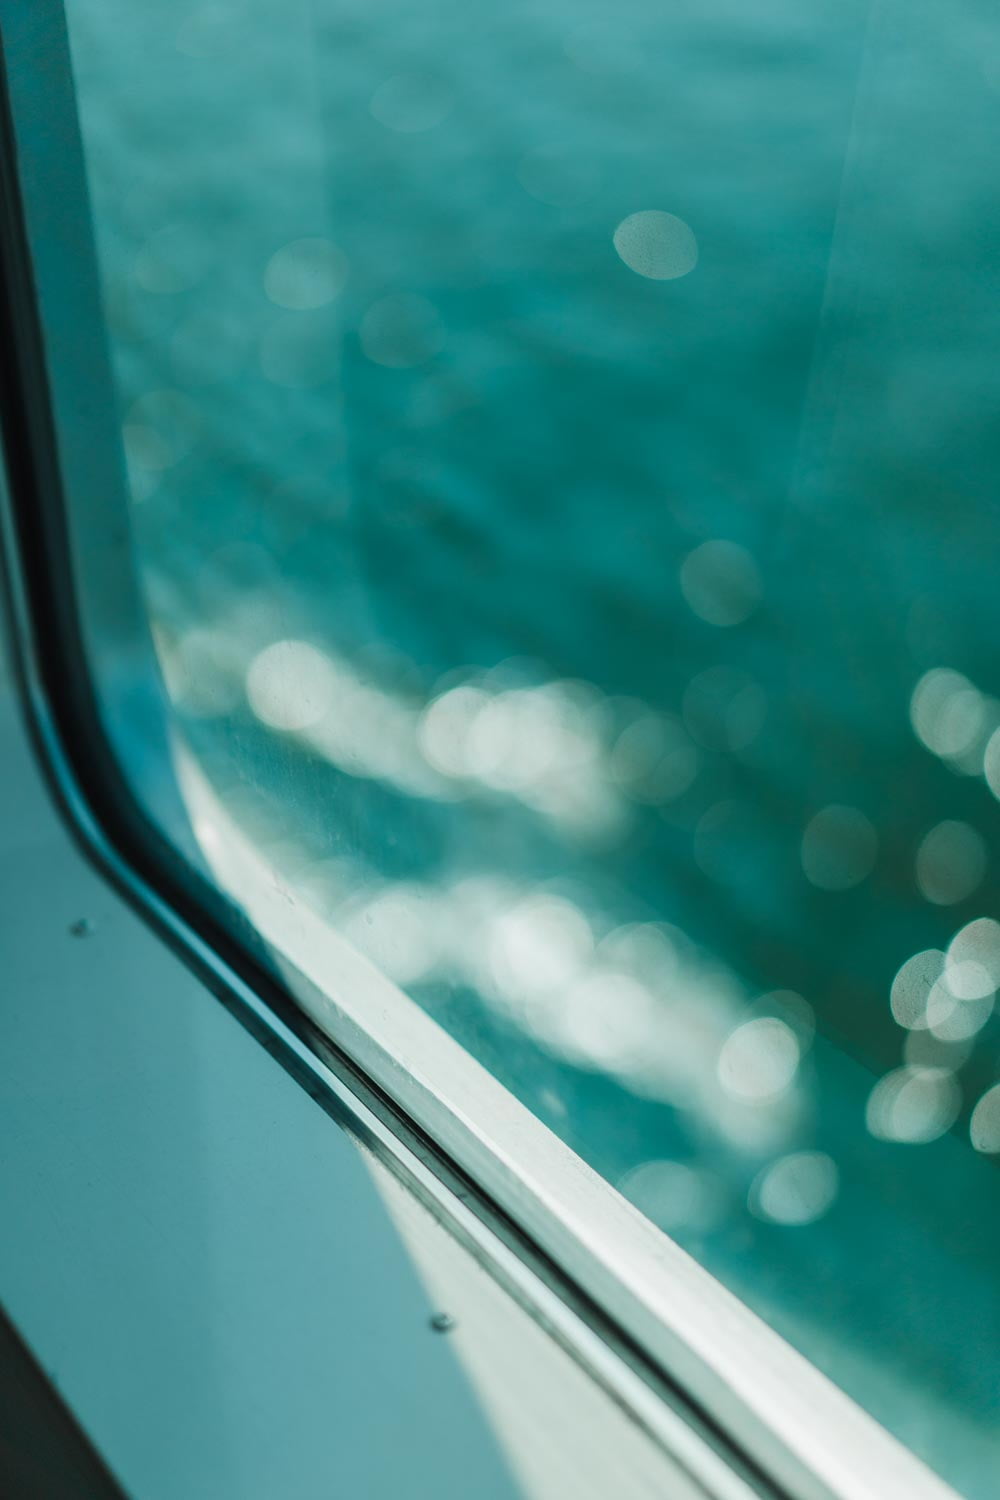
[[429, 1312, 455, 1334]]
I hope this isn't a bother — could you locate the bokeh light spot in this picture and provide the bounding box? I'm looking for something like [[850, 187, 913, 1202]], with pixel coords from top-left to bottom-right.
[[246, 640, 337, 731], [800, 805, 877, 891], [970, 1084, 1000, 1153], [866, 1066, 960, 1144], [915, 820, 987, 905], [680, 541, 761, 628], [619, 1160, 724, 1234], [369, 73, 453, 133], [890, 949, 946, 1030], [717, 1017, 799, 1102], [264, 238, 348, 310], [910, 669, 984, 758], [613, 210, 698, 280], [360, 293, 445, 368], [749, 1152, 838, 1226]]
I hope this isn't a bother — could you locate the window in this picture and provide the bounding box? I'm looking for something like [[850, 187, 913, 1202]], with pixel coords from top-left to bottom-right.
[[3, 1, 997, 1495]]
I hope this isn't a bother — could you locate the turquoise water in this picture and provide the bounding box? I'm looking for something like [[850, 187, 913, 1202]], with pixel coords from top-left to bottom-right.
[[66, 0, 1000, 1490]]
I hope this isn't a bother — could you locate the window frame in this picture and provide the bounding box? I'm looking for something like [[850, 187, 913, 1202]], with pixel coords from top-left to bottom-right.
[[0, 7, 963, 1499]]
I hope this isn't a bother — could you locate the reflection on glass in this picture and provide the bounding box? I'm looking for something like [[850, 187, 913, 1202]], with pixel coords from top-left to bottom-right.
[[63, 0, 1000, 1492]]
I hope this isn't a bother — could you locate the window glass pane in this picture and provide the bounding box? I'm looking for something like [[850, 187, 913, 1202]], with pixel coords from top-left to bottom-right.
[[56, 0, 1000, 1491]]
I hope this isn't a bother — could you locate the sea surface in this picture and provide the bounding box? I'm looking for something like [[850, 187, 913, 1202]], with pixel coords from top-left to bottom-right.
[[64, 0, 1000, 1490]]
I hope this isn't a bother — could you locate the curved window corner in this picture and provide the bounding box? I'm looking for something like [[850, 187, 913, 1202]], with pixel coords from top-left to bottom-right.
[[0, 2, 996, 1497]]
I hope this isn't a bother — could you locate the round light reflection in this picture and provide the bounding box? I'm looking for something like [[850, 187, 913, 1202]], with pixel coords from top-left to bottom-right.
[[801, 805, 877, 892], [246, 640, 336, 730], [613, 210, 698, 280], [680, 541, 761, 628], [866, 1066, 960, 1144], [915, 820, 987, 905], [717, 1017, 799, 1102], [264, 237, 348, 310], [750, 1151, 838, 1226], [970, 1084, 1000, 1153]]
